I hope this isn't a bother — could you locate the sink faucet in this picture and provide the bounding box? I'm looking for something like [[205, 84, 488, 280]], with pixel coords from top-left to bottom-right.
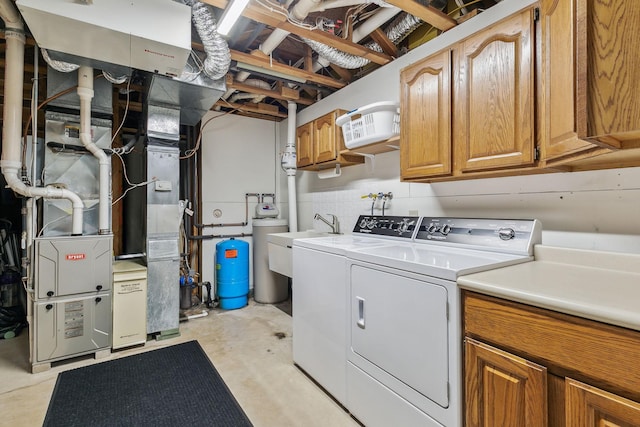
[[314, 213, 340, 234]]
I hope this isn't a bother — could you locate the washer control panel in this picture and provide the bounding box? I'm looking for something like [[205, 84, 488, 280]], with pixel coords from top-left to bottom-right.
[[415, 217, 542, 255], [352, 215, 419, 239]]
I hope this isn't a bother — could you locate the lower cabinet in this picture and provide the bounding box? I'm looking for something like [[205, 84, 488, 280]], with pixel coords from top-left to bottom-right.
[[463, 292, 640, 427]]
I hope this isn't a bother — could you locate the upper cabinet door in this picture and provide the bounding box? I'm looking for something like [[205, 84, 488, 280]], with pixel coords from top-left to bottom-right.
[[538, 0, 596, 161], [454, 9, 536, 173], [314, 111, 339, 164], [400, 49, 452, 180], [296, 122, 314, 168]]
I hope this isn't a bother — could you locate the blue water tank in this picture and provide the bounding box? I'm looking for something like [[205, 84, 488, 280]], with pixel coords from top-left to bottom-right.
[[215, 238, 249, 310]]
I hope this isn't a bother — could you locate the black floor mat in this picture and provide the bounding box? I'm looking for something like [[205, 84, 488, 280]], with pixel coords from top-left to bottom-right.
[[43, 340, 253, 427]]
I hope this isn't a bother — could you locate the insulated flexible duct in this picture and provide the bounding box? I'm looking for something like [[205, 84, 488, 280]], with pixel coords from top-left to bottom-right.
[[40, 48, 80, 73], [190, 1, 231, 80], [303, 12, 423, 69]]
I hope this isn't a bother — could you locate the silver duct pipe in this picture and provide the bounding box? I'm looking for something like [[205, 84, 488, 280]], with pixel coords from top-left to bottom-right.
[[190, 1, 231, 80], [305, 12, 422, 69], [0, 0, 85, 235], [41, 48, 80, 73]]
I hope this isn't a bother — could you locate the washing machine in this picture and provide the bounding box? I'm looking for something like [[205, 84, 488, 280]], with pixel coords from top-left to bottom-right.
[[292, 216, 419, 406]]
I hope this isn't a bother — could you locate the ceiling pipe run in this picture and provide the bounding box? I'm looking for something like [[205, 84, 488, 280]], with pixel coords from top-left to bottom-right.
[[308, 9, 419, 69], [0, 0, 84, 235], [222, 0, 321, 100], [313, 5, 401, 71]]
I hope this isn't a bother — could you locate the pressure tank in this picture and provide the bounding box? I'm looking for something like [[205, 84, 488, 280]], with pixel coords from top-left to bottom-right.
[[215, 238, 249, 310]]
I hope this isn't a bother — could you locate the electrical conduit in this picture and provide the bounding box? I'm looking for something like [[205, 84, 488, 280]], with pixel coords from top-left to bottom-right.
[[0, 0, 84, 235], [77, 66, 111, 234]]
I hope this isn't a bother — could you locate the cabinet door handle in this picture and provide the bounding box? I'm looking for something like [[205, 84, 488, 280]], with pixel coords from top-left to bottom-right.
[[95, 297, 102, 303], [96, 285, 103, 291], [357, 297, 365, 329], [45, 304, 53, 310], [47, 291, 54, 297]]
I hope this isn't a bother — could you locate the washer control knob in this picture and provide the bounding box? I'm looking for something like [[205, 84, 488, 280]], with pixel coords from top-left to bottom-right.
[[441, 224, 451, 235], [498, 228, 516, 240], [427, 224, 438, 234], [359, 218, 368, 229]]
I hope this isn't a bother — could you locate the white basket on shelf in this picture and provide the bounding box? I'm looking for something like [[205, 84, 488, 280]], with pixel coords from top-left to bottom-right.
[[336, 101, 400, 149]]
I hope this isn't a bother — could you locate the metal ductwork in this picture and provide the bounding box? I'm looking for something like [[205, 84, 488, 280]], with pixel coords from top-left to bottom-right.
[[304, 12, 423, 69], [189, 1, 231, 80], [16, 0, 192, 77]]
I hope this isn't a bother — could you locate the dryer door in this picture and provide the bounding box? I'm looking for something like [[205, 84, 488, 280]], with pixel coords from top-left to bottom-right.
[[350, 264, 449, 407]]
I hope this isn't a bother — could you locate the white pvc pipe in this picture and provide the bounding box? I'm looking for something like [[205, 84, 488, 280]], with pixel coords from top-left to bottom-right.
[[0, 0, 85, 235], [77, 66, 111, 234], [286, 101, 298, 232]]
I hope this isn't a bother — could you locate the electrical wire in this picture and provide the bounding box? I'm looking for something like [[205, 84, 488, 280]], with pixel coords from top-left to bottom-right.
[[111, 76, 132, 146], [180, 103, 239, 160], [111, 151, 157, 205]]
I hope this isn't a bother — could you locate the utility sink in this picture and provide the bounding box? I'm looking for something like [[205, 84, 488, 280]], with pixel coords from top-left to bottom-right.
[[267, 230, 332, 278]]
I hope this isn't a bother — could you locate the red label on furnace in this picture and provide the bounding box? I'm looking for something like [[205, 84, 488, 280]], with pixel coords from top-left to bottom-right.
[[66, 253, 86, 261]]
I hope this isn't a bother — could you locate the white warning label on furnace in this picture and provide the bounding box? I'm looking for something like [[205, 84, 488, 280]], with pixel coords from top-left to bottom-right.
[[64, 301, 84, 339]]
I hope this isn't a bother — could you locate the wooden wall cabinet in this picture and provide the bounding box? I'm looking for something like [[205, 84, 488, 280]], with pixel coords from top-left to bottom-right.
[[296, 109, 364, 170], [464, 292, 640, 427], [400, 8, 536, 181], [539, 0, 640, 170], [400, 0, 640, 182]]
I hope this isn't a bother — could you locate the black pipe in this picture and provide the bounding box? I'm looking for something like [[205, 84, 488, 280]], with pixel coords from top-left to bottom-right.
[[188, 233, 252, 240]]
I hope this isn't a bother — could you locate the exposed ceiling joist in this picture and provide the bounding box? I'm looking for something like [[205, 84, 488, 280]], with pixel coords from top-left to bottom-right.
[[214, 99, 289, 118], [201, 0, 391, 66], [226, 75, 314, 105], [230, 50, 346, 89], [383, 0, 457, 30], [369, 28, 399, 58]]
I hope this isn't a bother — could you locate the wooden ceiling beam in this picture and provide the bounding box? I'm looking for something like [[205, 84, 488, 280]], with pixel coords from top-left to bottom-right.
[[214, 99, 288, 118], [200, 0, 392, 66], [369, 28, 399, 58], [383, 0, 457, 31], [226, 75, 314, 105], [231, 49, 346, 89], [328, 64, 353, 82], [278, 22, 392, 66]]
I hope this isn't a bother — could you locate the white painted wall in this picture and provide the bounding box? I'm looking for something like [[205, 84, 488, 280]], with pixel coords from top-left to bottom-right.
[[199, 112, 282, 286], [274, 0, 640, 254]]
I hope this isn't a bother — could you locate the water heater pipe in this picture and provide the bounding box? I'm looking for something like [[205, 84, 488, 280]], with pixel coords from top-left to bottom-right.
[[0, 0, 84, 235], [77, 66, 111, 234], [286, 101, 298, 232]]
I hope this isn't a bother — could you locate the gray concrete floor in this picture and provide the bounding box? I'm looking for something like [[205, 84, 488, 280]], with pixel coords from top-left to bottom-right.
[[0, 299, 359, 426]]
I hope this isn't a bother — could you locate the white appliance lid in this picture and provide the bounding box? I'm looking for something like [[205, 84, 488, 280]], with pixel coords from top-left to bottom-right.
[[347, 243, 531, 281]]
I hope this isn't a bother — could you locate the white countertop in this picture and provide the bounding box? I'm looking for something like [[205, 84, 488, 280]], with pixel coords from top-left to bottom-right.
[[457, 245, 640, 331]]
